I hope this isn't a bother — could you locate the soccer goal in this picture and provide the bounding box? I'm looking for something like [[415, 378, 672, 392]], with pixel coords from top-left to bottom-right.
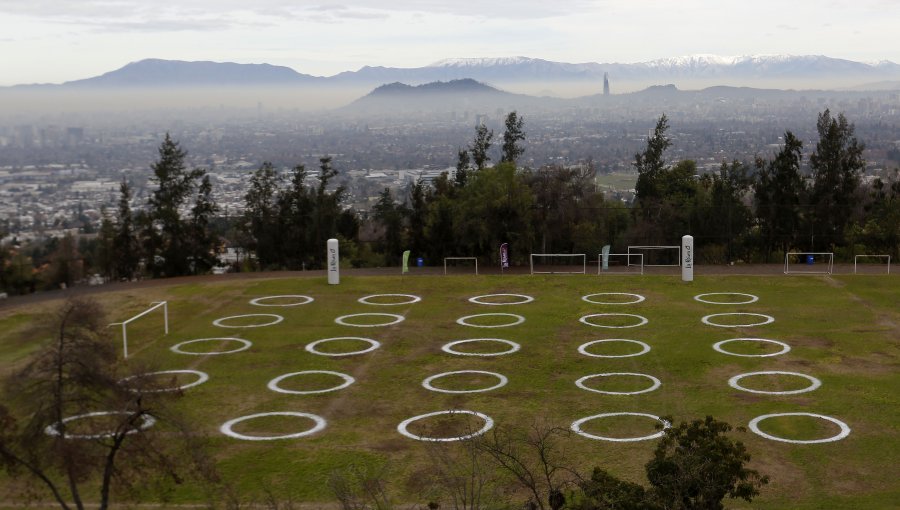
[[530, 253, 587, 274], [444, 257, 479, 275], [854, 255, 891, 275], [627, 245, 681, 267], [109, 301, 169, 359], [598, 253, 644, 275], [784, 252, 834, 275]]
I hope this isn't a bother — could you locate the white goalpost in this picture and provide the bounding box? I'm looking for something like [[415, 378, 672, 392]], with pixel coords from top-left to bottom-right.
[[444, 257, 479, 275], [597, 253, 644, 275], [854, 255, 891, 274], [530, 253, 587, 274], [627, 245, 681, 267], [109, 301, 169, 359], [784, 252, 834, 275]]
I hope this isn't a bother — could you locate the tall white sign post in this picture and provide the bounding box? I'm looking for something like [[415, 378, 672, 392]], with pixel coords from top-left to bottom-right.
[[681, 235, 694, 282], [327, 238, 340, 285]]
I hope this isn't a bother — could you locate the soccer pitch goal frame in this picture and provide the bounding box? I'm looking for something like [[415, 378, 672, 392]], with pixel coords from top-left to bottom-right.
[[109, 301, 168, 359], [854, 254, 891, 274], [784, 252, 834, 275], [530, 253, 587, 274], [597, 253, 644, 275], [627, 245, 681, 267], [444, 257, 479, 275]]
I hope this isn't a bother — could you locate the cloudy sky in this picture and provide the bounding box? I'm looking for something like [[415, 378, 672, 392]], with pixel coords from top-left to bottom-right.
[[1, 0, 898, 86]]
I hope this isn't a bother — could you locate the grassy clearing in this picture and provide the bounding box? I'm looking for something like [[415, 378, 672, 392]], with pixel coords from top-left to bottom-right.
[[0, 272, 897, 508]]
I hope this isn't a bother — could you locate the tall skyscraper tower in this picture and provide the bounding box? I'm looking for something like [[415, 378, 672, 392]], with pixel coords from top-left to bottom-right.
[[603, 72, 610, 96]]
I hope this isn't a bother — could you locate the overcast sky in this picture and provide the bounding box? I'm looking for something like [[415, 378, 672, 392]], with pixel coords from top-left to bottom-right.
[[1, 0, 898, 86]]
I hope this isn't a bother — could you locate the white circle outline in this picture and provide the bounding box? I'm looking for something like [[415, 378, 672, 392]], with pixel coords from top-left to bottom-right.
[[220, 412, 326, 441], [335, 313, 405, 327], [44, 411, 156, 439], [578, 339, 651, 358], [249, 295, 314, 307], [701, 313, 775, 328], [358, 294, 422, 306], [213, 314, 284, 328], [713, 338, 791, 358], [582, 293, 646, 305], [441, 339, 521, 357], [571, 412, 671, 442], [579, 313, 649, 328], [305, 337, 381, 357], [728, 371, 822, 395], [422, 370, 509, 394], [267, 370, 355, 395], [748, 413, 851, 444], [119, 370, 210, 393], [694, 293, 759, 305], [171, 337, 252, 355], [397, 410, 494, 442], [456, 313, 525, 328], [575, 373, 662, 395], [468, 293, 534, 305]]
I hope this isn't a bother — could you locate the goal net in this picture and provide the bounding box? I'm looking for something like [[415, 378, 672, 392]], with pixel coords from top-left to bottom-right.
[[444, 257, 479, 275], [784, 252, 834, 275], [109, 301, 169, 359], [627, 245, 681, 267], [854, 255, 891, 275], [530, 253, 586, 274], [598, 253, 644, 275]]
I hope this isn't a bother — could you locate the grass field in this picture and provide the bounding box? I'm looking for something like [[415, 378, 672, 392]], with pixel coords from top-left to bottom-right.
[[1, 272, 898, 508]]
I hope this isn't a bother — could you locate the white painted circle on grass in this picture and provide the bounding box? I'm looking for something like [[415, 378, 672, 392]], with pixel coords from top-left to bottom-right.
[[268, 371, 355, 395], [748, 413, 851, 444], [701, 313, 774, 328], [456, 313, 525, 328], [213, 314, 284, 328], [335, 313, 405, 327], [305, 337, 381, 357], [579, 313, 648, 328], [441, 339, 521, 357], [728, 371, 821, 395], [422, 370, 509, 394], [220, 412, 326, 441], [249, 295, 314, 307], [571, 412, 671, 442], [397, 410, 494, 442], [713, 338, 791, 358], [694, 292, 759, 305], [575, 373, 662, 395], [358, 294, 422, 305], [578, 339, 651, 358], [468, 293, 534, 305], [119, 370, 210, 393], [582, 293, 646, 305], [44, 411, 156, 439], [171, 337, 252, 355]]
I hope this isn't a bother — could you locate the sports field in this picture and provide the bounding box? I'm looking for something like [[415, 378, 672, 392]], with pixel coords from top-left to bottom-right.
[[1, 272, 898, 508]]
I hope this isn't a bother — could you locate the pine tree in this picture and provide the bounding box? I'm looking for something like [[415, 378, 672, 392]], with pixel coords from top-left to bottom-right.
[[754, 131, 806, 260], [471, 124, 494, 171], [501, 111, 526, 164], [188, 174, 219, 274], [113, 179, 139, 280]]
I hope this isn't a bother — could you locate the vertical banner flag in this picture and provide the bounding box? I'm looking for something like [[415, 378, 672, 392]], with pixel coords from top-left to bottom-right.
[[327, 238, 340, 285], [681, 235, 694, 282], [500, 243, 509, 269], [402, 250, 411, 274], [601, 244, 611, 272]]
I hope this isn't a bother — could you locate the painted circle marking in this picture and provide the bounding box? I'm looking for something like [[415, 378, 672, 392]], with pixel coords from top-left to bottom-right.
[[694, 292, 759, 305], [582, 293, 646, 305], [358, 294, 422, 305], [575, 373, 662, 395], [213, 314, 283, 328], [119, 370, 209, 393], [220, 412, 326, 441], [249, 295, 314, 307], [441, 339, 521, 357], [171, 337, 252, 355], [578, 339, 651, 358], [701, 313, 775, 328], [748, 413, 851, 444], [571, 412, 671, 442], [713, 338, 791, 357], [579, 313, 648, 328], [728, 371, 821, 395], [44, 411, 156, 439], [422, 370, 509, 394], [397, 410, 494, 442], [335, 313, 404, 327], [468, 293, 534, 305], [305, 337, 381, 357], [456, 313, 525, 328], [268, 371, 355, 395]]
